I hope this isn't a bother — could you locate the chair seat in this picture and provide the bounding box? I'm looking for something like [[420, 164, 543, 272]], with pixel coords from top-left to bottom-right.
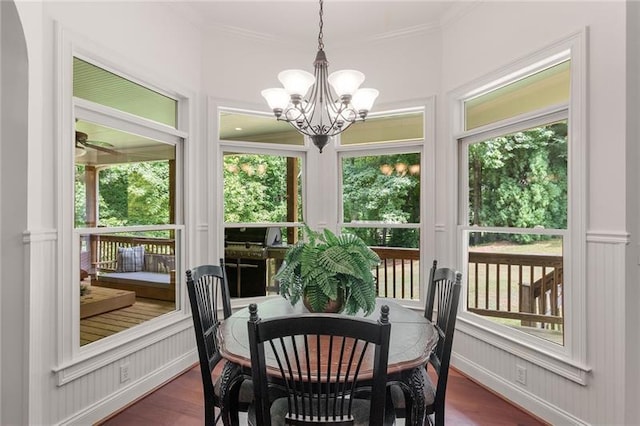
[[213, 360, 254, 405], [249, 396, 396, 426], [389, 366, 436, 411]]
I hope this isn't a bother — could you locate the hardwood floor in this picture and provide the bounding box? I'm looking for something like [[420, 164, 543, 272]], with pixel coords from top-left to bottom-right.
[[98, 365, 547, 425]]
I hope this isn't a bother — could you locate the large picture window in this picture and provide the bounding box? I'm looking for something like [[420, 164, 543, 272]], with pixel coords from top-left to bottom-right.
[[462, 118, 567, 345], [455, 39, 587, 376], [73, 57, 184, 347], [338, 108, 430, 305], [219, 109, 306, 300]]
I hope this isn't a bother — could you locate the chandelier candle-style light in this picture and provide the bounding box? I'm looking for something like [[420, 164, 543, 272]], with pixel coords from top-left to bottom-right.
[[261, 0, 379, 153]]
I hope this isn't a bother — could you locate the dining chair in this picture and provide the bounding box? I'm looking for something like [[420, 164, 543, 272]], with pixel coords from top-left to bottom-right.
[[390, 261, 462, 426], [246, 303, 395, 426], [186, 260, 252, 425]]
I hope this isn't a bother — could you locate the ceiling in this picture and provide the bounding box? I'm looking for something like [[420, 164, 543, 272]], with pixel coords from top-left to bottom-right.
[[74, 1, 466, 165], [176, 1, 463, 44]]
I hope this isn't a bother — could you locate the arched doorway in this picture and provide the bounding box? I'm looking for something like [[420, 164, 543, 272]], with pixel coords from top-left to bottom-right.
[[1, 0, 29, 424]]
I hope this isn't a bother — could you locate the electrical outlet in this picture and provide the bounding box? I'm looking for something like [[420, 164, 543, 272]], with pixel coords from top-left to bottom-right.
[[516, 365, 527, 385], [120, 363, 130, 383]]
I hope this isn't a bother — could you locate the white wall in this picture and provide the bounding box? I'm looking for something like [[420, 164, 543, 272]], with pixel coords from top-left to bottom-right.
[[202, 24, 443, 251], [1, 1, 29, 424], [625, 1, 640, 423], [13, 1, 204, 424], [442, 2, 630, 424], [7, 0, 637, 424]]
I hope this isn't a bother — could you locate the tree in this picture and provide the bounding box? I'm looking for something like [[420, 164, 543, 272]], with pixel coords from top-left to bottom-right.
[[98, 161, 170, 227], [223, 154, 295, 223], [468, 122, 568, 243], [341, 153, 420, 247]]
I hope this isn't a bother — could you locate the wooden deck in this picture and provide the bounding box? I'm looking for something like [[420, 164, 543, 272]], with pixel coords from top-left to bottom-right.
[[80, 297, 175, 346], [80, 286, 136, 319]]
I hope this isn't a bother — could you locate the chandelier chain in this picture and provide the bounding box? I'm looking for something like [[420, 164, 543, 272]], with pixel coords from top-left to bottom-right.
[[317, 0, 324, 51], [261, 0, 378, 153]]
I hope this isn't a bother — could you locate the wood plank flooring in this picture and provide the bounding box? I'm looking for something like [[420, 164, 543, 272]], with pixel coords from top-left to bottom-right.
[[80, 297, 175, 345], [98, 365, 547, 425]]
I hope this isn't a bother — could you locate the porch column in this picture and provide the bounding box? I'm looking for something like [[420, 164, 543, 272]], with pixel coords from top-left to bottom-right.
[[286, 157, 298, 244], [85, 166, 98, 272]]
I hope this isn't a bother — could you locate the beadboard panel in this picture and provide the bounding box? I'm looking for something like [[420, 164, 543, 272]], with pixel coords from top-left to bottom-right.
[[452, 239, 627, 425], [54, 329, 197, 425], [23, 231, 57, 425]]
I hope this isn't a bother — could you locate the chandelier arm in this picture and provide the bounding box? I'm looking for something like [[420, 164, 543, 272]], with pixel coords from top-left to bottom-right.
[[261, 0, 378, 152]]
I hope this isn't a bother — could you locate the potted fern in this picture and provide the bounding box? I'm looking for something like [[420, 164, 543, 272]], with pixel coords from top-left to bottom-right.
[[275, 226, 380, 315]]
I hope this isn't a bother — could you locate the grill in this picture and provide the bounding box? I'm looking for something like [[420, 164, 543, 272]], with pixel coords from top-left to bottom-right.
[[224, 227, 283, 297]]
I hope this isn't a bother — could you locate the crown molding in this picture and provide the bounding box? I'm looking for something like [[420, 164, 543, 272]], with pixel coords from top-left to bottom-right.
[[209, 24, 284, 45], [168, 1, 481, 48]]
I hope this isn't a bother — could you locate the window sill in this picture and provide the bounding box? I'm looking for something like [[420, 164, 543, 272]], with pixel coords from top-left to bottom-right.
[[456, 315, 591, 385], [53, 311, 192, 386]]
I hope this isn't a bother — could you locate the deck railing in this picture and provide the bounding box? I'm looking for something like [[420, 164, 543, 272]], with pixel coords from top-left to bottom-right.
[[370, 248, 563, 330], [467, 252, 563, 329], [83, 237, 563, 328], [371, 247, 420, 300], [82, 234, 175, 273]]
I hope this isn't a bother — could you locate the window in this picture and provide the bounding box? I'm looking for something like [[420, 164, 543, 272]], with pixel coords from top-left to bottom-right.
[[454, 35, 588, 380], [338, 107, 432, 306], [72, 56, 184, 347], [219, 109, 306, 300], [223, 153, 302, 225], [73, 57, 177, 127], [341, 152, 421, 300], [462, 119, 567, 345]]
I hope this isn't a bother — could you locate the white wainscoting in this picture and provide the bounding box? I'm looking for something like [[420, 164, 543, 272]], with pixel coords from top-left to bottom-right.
[[55, 330, 197, 425], [452, 237, 627, 425], [24, 228, 198, 425]]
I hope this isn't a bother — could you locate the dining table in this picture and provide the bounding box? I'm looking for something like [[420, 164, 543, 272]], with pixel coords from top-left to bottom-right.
[[217, 297, 438, 425]]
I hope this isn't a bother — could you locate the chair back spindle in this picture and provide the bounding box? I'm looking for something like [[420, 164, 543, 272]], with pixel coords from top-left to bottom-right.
[[248, 304, 391, 426], [425, 264, 462, 425], [186, 259, 233, 425]]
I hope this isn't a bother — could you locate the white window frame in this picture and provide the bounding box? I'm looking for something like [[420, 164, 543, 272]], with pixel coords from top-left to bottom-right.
[[336, 100, 435, 310], [449, 31, 590, 384], [213, 104, 309, 309], [53, 25, 194, 385]]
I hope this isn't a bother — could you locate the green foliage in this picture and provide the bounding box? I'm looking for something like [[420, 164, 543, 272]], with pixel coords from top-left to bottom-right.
[[223, 154, 302, 222], [74, 165, 87, 227], [469, 122, 568, 244], [341, 153, 420, 247], [97, 161, 170, 227], [275, 225, 380, 315]]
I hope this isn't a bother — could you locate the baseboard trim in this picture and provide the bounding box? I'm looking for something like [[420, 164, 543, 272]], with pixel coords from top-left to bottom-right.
[[57, 350, 197, 426], [452, 353, 588, 426]]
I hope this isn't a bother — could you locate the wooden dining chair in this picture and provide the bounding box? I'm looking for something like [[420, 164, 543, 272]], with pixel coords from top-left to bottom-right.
[[390, 261, 462, 426], [186, 260, 252, 425], [246, 303, 395, 426]]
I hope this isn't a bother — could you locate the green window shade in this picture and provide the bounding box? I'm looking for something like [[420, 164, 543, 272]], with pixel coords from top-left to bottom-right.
[[340, 112, 424, 145], [73, 58, 177, 128], [219, 112, 304, 145], [465, 60, 570, 131]]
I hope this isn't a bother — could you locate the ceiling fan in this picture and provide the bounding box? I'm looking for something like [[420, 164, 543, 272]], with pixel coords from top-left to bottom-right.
[[75, 130, 121, 156]]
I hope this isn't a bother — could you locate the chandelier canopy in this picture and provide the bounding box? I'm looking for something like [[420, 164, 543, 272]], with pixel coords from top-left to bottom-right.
[[261, 0, 379, 153]]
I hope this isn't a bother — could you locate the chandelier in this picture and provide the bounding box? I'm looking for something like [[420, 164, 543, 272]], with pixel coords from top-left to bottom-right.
[[261, 0, 379, 153]]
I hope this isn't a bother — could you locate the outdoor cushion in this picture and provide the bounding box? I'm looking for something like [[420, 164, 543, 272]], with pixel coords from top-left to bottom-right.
[[116, 245, 145, 272], [144, 253, 175, 273], [99, 271, 171, 285]]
